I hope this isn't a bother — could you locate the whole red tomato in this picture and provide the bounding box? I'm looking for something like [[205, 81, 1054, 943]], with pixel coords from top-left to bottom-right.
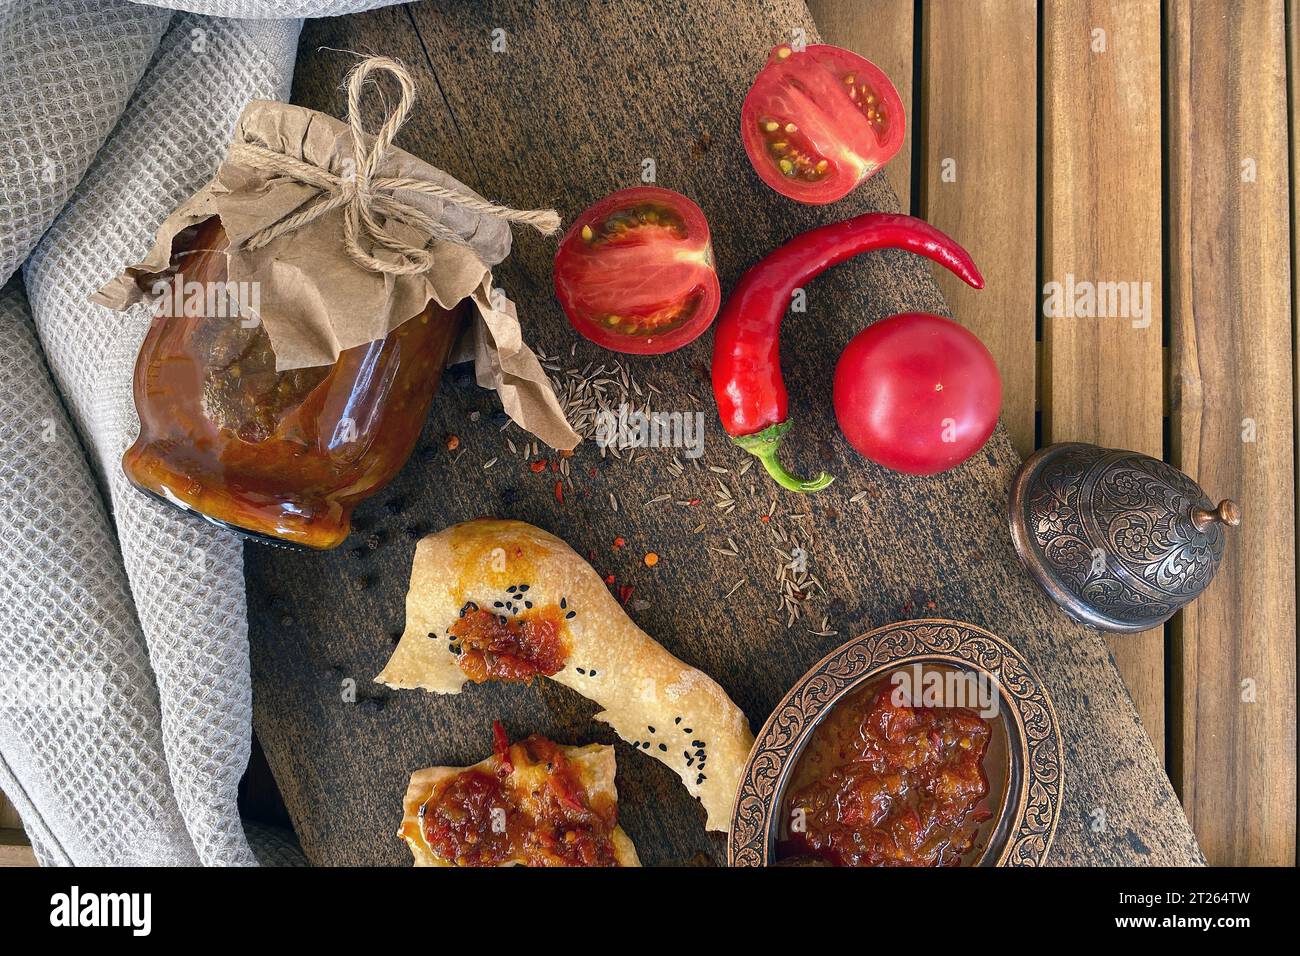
[[553, 186, 721, 355], [833, 313, 1001, 475], [741, 44, 905, 205]]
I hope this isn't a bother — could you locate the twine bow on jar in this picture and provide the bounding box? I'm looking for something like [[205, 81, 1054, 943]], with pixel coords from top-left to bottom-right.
[[227, 56, 560, 275]]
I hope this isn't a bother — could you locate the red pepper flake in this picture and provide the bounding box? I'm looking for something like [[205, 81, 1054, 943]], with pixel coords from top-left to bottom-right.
[[759, 514, 770, 523], [492, 720, 513, 775], [529, 459, 547, 473], [618, 584, 635, 604], [547, 773, 586, 813], [550, 458, 559, 472], [445, 434, 460, 451], [613, 537, 626, 549], [560, 450, 574, 459], [554, 480, 564, 504], [644, 552, 659, 568], [687, 498, 701, 507], [604, 574, 616, 585]]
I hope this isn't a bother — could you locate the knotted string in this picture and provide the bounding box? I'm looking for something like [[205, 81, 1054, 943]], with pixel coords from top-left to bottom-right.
[[228, 56, 560, 275]]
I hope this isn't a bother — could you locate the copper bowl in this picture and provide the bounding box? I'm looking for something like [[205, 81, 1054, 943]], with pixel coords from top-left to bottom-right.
[[728, 619, 1064, 867]]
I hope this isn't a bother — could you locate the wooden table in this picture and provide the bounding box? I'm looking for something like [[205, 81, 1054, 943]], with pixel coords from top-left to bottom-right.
[[1, 0, 1293, 868], [807, 0, 1296, 865]]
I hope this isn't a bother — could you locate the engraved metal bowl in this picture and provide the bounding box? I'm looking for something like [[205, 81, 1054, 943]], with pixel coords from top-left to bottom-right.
[[727, 619, 1063, 867], [1008, 442, 1240, 634]]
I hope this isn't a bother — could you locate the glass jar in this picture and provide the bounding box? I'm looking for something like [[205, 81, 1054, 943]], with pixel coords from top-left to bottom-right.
[[123, 217, 463, 549]]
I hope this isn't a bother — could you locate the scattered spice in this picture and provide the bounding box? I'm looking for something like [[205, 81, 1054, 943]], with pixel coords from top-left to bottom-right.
[[807, 615, 838, 638]]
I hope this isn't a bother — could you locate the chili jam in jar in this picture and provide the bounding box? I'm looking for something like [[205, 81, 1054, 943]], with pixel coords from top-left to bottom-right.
[[122, 217, 462, 549], [779, 672, 999, 866]]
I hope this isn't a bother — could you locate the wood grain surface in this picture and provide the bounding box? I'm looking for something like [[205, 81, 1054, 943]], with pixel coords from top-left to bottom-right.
[[1041, 0, 1166, 757], [806, 0, 915, 213], [0, 793, 19, 830], [0, 832, 36, 867], [0, 796, 34, 866], [921, 0, 1038, 460], [1165, 0, 1296, 866], [246, 0, 1201, 866]]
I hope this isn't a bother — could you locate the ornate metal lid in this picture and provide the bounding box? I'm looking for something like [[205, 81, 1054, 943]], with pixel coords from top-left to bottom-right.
[[1008, 442, 1240, 633]]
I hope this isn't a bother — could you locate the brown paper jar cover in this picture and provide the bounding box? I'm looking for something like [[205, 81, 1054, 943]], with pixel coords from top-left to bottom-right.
[[93, 98, 578, 451], [93, 96, 579, 548]]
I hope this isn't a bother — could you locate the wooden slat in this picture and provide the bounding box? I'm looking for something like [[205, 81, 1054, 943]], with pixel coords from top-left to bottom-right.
[[0, 790, 34, 867], [0, 832, 37, 867], [1166, 0, 1296, 865], [0, 792, 22, 830], [1041, 0, 1166, 755], [921, 0, 1038, 459], [806, 0, 915, 212]]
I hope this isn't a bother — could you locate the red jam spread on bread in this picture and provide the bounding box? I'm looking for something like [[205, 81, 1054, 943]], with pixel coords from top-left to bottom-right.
[[780, 678, 993, 866], [416, 729, 619, 867], [450, 608, 569, 683]]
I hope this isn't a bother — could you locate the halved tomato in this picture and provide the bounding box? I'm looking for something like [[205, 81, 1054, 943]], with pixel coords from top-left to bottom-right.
[[553, 187, 721, 354], [741, 44, 906, 205]]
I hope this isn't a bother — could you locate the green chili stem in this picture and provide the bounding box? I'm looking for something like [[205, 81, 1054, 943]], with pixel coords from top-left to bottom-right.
[[731, 421, 834, 494]]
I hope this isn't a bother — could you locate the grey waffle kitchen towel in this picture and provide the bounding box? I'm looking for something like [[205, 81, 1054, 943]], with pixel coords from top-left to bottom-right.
[[0, 0, 406, 866]]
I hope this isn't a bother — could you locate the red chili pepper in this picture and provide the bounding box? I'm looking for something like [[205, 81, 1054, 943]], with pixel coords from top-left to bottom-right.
[[711, 213, 984, 492], [492, 719, 513, 774]]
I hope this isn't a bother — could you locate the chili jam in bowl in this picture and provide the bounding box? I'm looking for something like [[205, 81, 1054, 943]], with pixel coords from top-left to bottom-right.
[[728, 619, 1063, 867]]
